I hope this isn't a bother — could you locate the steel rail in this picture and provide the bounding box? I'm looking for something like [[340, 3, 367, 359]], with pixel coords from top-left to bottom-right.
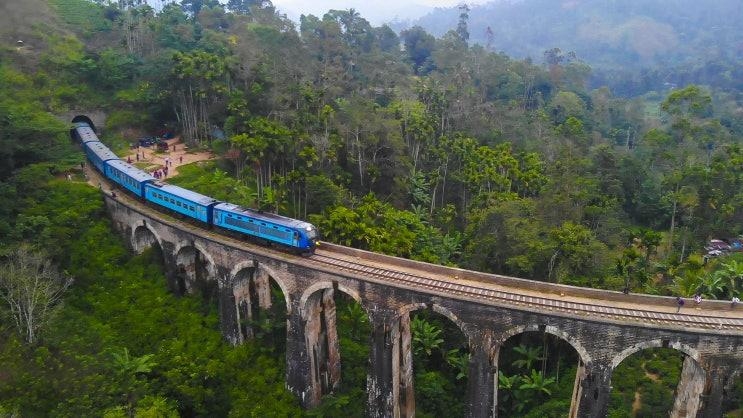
[[309, 253, 743, 332]]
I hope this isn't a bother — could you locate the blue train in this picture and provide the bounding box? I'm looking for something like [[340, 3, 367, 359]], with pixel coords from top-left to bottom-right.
[[70, 115, 319, 254]]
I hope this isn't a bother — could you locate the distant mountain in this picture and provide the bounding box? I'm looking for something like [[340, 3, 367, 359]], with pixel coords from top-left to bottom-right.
[[407, 0, 743, 70]]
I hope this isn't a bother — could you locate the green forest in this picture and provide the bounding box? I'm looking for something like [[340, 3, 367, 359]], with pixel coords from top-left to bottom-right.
[[1, 0, 743, 416], [410, 0, 743, 97]]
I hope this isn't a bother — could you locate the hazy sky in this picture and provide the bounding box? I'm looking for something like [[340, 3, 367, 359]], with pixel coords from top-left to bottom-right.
[[271, 0, 484, 24]]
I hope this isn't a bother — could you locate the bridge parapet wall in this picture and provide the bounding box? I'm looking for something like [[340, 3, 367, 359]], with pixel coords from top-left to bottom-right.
[[322, 243, 738, 312]]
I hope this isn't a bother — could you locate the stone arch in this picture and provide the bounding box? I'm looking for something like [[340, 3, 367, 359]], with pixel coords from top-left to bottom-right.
[[300, 281, 334, 317], [230, 260, 293, 344], [394, 302, 472, 417], [397, 302, 469, 337], [609, 339, 704, 418], [252, 263, 291, 314], [300, 281, 364, 318], [174, 241, 217, 278], [298, 279, 370, 406], [397, 302, 428, 317], [610, 339, 702, 370], [494, 324, 592, 366], [174, 241, 218, 295], [131, 222, 162, 254], [230, 261, 257, 284]]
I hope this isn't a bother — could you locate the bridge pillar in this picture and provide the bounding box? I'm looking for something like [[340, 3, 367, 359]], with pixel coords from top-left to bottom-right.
[[466, 330, 494, 418], [218, 272, 241, 345], [286, 287, 341, 408], [696, 358, 742, 418], [366, 309, 396, 418], [254, 268, 272, 309], [160, 242, 180, 294], [573, 361, 612, 418], [231, 264, 276, 344], [286, 294, 312, 406], [670, 355, 706, 417], [365, 309, 415, 418], [395, 311, 415, 418]]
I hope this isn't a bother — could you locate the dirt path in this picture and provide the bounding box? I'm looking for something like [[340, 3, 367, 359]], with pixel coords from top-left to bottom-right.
[[121, 137, 214, 177]]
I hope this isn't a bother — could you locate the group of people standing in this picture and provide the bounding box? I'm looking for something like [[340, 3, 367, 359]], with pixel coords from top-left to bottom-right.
[[126, 144, 184, 179], [675, 294, 740, 312], [153, 166, 168, 179]]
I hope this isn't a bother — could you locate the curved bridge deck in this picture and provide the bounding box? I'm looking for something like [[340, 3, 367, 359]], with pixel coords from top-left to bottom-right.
[[89, 164, 743, 335]]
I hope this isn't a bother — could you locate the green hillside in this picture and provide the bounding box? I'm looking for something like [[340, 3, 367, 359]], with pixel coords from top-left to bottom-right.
[[408, 0, 743, 95]]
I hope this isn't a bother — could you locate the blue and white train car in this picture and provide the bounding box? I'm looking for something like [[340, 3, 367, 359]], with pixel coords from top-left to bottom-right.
[[144, 182, 220, 224], [105, 160, 155, 198], [83, 141, 120, 173], [213, 202, 318, 253], [72, 123, 100, 144]]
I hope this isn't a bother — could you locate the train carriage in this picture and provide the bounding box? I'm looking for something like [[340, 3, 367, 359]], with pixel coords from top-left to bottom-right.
[[83, 141, 120, 173], [71, 114, 319, 254], [213, 202, 318, 253], [71, 123, 100, 144], [144, 182, 220, 224], [105, 159, 155, 198]]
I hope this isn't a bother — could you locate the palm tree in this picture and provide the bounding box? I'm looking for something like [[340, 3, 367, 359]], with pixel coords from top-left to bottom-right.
[[498, 371, 525, 414], [719, 260, 743, 298], [344, 302, 369, 339], [519, 369, 556, 396], [111, 347, 156, 416], [698, 271, 725, 299], [670, 271, 703, 297], [445, 348, 469, 380], [411, 316, 444, 356], [111, 347, 156, 377], [511, 344, 543, 372]]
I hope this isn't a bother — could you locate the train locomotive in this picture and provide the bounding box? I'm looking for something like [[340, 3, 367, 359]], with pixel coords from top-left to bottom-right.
[[70, 115, 318, 254]]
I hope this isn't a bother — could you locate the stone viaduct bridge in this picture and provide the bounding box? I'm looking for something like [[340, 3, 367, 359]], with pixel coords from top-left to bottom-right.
[[102, 192, 743, 418]]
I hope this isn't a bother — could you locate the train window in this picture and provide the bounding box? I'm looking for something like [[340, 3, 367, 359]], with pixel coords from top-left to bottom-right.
[[189, 206, 195, 211], [176, 201, 182, 207], [170, 198, 175, 204]]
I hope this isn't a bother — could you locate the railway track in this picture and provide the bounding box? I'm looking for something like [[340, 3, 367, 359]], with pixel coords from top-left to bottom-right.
[[310, 251, 743, 332], [92, 169, 743, 334]]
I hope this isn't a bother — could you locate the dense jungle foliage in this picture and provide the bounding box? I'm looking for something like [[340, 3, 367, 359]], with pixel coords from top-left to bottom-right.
[[410, 0, 743, 97], [1, 0, 743, 416]]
